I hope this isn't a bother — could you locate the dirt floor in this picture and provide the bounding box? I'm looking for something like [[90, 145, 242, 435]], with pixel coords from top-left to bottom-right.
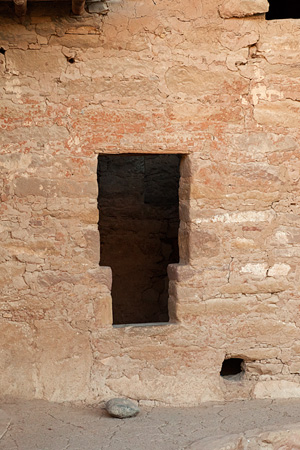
[[1, 398, 300, 449]]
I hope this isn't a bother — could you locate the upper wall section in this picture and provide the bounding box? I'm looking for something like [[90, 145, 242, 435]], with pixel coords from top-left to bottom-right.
[[1, 0, 299, 155], [0, 0, 278, 155]]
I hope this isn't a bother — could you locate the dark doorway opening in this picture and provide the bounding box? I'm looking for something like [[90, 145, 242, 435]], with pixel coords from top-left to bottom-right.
[[266, 0, 300, 19], [97, 154, 181, 325]]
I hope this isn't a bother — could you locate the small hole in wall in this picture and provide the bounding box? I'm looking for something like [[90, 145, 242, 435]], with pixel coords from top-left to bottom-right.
[[67, 57, 75, 64], [0, 47, 6, 55], [220, 358, 244, 380]]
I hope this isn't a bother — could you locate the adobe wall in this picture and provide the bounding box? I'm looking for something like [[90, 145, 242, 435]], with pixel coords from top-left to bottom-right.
[[1, 0, 300, 405]]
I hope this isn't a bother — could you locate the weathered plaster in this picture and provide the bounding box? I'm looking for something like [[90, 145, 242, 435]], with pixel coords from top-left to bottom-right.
[[1, 0, 300, 405]]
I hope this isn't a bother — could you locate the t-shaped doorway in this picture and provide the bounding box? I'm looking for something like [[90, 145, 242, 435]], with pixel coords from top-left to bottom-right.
[[98, 154, 181, 325]]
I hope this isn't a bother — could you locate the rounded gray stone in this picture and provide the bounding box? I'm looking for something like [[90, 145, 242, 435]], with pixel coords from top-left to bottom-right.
[[105, 398, 140, 419]]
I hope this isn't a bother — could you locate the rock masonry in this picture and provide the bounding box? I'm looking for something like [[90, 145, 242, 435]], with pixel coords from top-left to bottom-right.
[[1, 0, 300, 405]]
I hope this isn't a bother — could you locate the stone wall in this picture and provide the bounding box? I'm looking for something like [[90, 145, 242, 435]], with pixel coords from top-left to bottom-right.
[[1, 0, 300, 405]]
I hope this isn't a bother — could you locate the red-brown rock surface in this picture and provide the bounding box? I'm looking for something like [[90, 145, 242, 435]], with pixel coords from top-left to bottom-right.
[[1, 0, 300, 405]]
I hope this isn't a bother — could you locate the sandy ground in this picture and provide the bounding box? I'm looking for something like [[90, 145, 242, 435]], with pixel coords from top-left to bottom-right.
[[1, 398, 300, 449]]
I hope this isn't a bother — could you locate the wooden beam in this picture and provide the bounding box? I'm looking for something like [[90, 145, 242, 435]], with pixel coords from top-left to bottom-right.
[[13, 0, 27, 16], [72, 0, 85, 15]]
